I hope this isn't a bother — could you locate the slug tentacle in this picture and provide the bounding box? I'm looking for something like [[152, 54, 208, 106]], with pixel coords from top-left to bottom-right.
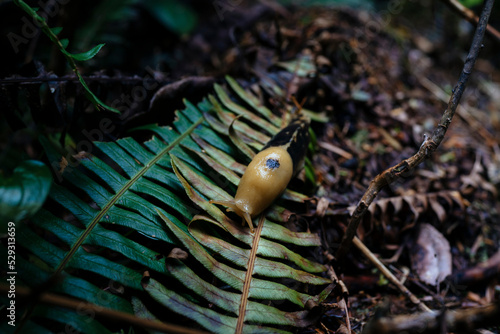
[[209, 199, 256, 232], [242, 211, 253, 233], [210, 114, 310, 233]]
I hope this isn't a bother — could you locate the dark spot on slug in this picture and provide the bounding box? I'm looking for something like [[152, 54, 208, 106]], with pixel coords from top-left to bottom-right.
[[266, 158, 280, 169]]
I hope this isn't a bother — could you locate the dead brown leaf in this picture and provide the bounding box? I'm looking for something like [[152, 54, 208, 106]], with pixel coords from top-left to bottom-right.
[[410, 223, 452, 286]]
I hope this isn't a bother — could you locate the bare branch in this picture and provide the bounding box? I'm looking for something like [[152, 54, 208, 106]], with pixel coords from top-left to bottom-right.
[[335, 0, 495, 261], [362, 301, 500, 334]]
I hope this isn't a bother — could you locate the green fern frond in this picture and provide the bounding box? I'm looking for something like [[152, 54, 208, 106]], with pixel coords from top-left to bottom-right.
[[4, 77, 332, 333]]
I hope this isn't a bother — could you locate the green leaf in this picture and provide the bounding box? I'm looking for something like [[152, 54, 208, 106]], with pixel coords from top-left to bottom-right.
[[0, 160, 52, 222], [144, 277, 293, 334], [13, 0, 38, 16], [225, 75, 283, 127], [228, 115, 256, 161], [60, 38, 69, 48], [305, 156, 316, 184], [68, 43, 105, 61], [0, 319, 52, 334], [33, 307, 112, 334], [214, 83, 280, 134], [144, 278, 241, 334], [164, 259, 317, 327], [11, 247, 132, 312], [17, 76, 331, 332], [460, 0, 483, 7], [276, 53, 317, 77], [158, 210, 317, 308], [50, 26, 62, 35], [207, 94, 270, 146], [189, 224, 331, 284], [77, 74, 121, 113]]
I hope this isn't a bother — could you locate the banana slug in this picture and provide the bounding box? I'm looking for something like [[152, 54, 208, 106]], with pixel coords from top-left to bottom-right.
[[210, 115, 310, 232]]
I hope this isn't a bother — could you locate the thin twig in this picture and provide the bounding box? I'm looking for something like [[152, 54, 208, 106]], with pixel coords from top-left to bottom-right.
[[441, 0, 500, 42], [352, 237, 431, 312], [335, 0, 495, 261], [0, 75, 170, 85], [418, 75, 498, 146], [362, 300, 500, 334], [0, 284, 208, 334]]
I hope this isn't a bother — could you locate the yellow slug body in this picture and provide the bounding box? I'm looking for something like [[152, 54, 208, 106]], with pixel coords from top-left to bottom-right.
[[211, 115, 310, 232]]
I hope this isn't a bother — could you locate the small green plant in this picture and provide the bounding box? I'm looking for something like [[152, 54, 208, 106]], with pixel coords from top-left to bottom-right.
[[13, 0, 120, 113]]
